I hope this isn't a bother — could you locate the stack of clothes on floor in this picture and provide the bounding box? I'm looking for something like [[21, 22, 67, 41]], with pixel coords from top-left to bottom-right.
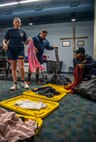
[[63, 64, 96, 101], [0, 108, 38, 142], [14, 100, 47, 110], [48, 64, 96, 101], [32, 86, 60, 98]]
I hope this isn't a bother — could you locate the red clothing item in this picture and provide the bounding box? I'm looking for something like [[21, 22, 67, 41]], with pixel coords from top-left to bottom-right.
[[27, 40, 45, 72], [65, 64, 84, 92]]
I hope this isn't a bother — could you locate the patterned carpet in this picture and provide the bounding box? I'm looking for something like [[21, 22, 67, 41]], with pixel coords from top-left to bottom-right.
[[0, 80, 96, 142]]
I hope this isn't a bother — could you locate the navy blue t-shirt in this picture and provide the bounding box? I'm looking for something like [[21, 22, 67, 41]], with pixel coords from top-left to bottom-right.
[[32, 35, 53, 57], [4, 28, 28, 53]]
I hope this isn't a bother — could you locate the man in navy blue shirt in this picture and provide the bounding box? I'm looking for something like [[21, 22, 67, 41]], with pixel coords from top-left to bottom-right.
[[73, 47, 96, 80], [28, 30, 55, 83], [3, 17, 31, 90]]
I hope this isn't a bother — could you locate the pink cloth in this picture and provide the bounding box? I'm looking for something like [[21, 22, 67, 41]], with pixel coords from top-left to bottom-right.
[[0, 108, 37, 142], [27, 40, 45, 72]]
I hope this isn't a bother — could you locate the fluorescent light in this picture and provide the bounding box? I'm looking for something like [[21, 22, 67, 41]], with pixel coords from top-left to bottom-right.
[[29, 22, 33, 26], [0, 2, 18, 7], [20, 0, 39, 4], [71, 18, 76, 22], [0, 0, 40, 7], [71, 13, 76, 22]]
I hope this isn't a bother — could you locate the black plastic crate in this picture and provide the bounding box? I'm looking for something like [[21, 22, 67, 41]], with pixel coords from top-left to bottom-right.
[[47, 60, 63, 73]]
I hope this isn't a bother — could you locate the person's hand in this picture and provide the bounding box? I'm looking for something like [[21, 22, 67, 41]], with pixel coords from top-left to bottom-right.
[[34, 47, 38, 53], [28, 38, 32, 42], [3, 44, 8, 51], [52, 45, 58, 49], [78, 64, 84, 69], [25, 38, 32, 45]]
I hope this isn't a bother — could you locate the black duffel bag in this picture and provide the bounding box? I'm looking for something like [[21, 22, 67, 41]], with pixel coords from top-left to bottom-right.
[[74, 77, 96, 101]]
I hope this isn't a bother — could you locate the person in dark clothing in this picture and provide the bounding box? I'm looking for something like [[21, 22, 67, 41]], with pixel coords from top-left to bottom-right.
[[73, 47, 96, 80], [64, 47, 96, 92], [3, 17, 31, 90], [28, 30, 56, 83]]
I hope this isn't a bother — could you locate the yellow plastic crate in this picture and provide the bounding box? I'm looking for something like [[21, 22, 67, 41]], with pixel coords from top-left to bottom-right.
[[23, 90, 66, 102], [0, 95, 59, 118], [16, 114, 43, 134], [44, 83, 70, 93], [23, 83, 70, 102]]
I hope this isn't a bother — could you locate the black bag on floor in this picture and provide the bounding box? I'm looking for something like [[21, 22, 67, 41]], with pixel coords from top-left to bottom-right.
[[50, 74, 72, 85], [74, 77, 96, 101]]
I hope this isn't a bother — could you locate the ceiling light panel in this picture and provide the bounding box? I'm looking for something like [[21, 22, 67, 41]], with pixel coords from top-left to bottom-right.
[[0, 0, 42, 7]]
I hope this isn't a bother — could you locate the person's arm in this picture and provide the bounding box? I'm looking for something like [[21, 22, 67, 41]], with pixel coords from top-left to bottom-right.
[[73, 58, 76, 68], [84, 59, 96, 70], [23, 31, 32, 45], [25, 38, 32, 45], [32, 36, 38, 47], [3, 39, 8, 51], [32, 36, 38, 53], [82, 55, 96, 70], [45, 40, 56, 50], [3, 30, 9, 51], [73, 58, 81, 68]]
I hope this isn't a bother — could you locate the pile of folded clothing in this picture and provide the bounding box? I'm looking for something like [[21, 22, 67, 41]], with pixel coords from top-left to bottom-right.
[[32, 86, 60, 98]]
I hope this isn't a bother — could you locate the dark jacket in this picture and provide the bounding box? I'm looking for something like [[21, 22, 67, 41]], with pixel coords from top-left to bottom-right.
[[32, 35, 54, 57], [73, 54, 96, 69]]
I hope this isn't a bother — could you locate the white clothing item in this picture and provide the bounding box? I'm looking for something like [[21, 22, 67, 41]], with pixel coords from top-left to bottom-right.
[[14, 100, 47, 110]]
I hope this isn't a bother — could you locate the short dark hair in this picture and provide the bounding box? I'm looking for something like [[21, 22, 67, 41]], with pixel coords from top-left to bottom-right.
[[41, 30, 48, 34]]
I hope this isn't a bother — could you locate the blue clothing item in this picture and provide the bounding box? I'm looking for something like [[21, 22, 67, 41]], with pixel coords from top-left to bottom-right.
[[32, 35, 54, 62], [7, 50, 24, 60], [4, 28, 28, 57], [89, 68, 96, 76], [36, 54, 43, 64]]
